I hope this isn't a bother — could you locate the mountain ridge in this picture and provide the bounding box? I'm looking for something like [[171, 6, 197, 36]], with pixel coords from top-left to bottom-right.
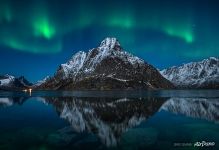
[[0, 74, 32, 90], [160, 57, 219, 89]]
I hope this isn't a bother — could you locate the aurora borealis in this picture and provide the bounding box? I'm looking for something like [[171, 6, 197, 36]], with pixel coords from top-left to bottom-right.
[[0, 0, 219, 82]]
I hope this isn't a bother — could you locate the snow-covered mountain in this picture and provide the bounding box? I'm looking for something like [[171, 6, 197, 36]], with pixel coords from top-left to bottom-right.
[[38, 37, 174, 90], [0, 74, 15, 86], [0, 74, 32, 90], [161, 98, 219, 123], [160, 57, 219, 88]]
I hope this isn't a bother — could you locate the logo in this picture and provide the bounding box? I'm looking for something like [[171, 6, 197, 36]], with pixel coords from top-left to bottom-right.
[[194, 141, 215, 147]]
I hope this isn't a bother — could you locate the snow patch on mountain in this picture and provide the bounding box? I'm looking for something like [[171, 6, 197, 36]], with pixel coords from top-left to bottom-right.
[[100, 37, 119, 49], [0, 75, 15, 86], [61, 51, 87, 78]]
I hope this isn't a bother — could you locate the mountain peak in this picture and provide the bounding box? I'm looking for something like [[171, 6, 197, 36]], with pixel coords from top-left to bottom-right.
[[99, 37, 121, 50], [209, 57, 218, 61]]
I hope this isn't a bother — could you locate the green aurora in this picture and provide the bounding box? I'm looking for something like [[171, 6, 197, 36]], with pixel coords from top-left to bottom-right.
[[0, 0, 200, 54]]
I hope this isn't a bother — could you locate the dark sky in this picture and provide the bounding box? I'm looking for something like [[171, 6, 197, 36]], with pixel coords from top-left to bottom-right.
[[0, 0, 219, 82]]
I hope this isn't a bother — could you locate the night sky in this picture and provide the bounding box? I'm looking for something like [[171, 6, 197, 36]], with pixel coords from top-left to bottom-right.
[[0, 0, 219, 82]]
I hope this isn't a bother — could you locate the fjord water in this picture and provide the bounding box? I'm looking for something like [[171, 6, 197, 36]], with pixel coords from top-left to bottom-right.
[[0, 90, 218, 150]]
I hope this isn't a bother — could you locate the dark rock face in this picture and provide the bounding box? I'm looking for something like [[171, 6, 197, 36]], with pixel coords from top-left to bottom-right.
[[38, 37, 174, 90], [14, 76, 33, 88], [160, 57, 219, 89]]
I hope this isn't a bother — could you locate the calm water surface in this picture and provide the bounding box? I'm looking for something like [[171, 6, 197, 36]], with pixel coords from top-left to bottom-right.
[[0, 90, 218, 150]]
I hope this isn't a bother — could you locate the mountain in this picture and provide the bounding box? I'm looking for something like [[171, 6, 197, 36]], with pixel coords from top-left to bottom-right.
[[0, 74, 14, 86], [0, 74, 32, 90], [160, 57, 219, 89], [38, 37, 174, 90]]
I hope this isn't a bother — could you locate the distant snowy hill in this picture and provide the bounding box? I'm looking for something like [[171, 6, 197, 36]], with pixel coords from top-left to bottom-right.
[[0, 74, 32, 90], [38, 37, 173, 90], [0, 74, 15, 86], [160, 57, 219, 89]]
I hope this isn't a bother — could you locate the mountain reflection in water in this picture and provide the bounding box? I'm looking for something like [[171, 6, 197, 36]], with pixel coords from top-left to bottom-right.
[[44, 97, 166, 146], [161, 98, 219, 123], [0, 95, 218, 149]]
